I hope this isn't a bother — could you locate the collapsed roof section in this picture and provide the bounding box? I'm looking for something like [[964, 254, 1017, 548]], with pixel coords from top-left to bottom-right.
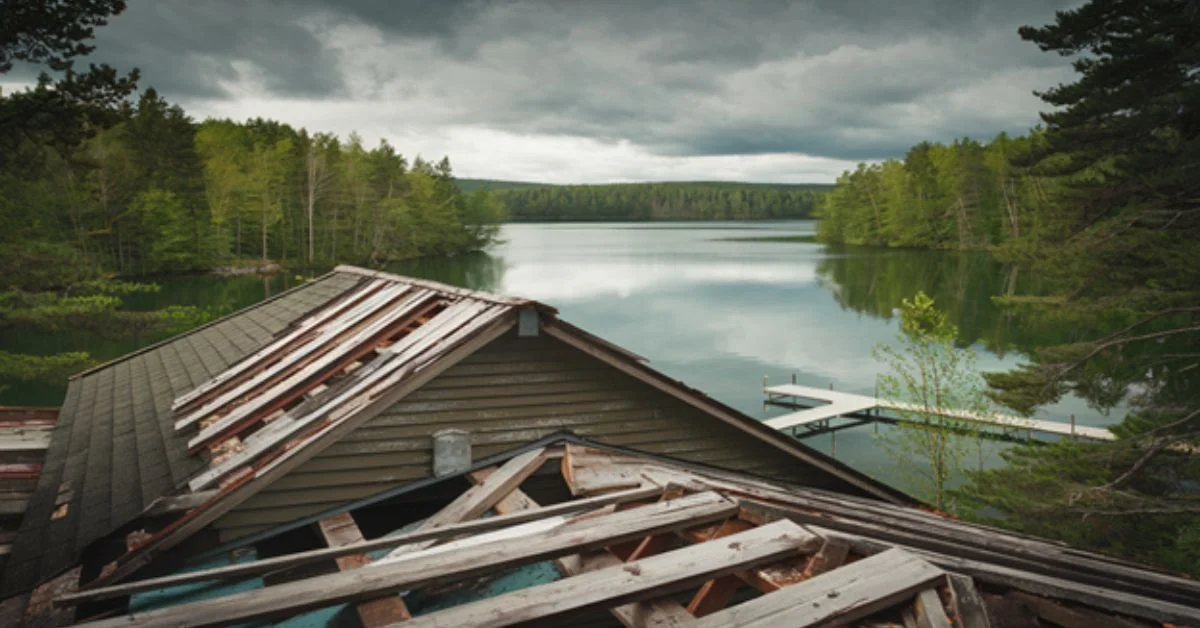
[[59, 439, 1200, 627]]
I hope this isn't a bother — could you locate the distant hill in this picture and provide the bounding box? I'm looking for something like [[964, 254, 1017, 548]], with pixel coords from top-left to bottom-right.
[[454, 179, 833, 221], [454, 178, 557, 193]]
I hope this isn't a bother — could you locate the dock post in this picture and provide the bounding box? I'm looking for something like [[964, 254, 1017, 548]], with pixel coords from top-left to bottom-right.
[[1070, 414, 1076, 440], [792, 372, 796, 384], [831, 430, 837, 458], [762, 375, 768, 418]]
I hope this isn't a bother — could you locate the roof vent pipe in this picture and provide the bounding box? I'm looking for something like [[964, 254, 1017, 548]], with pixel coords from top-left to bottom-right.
[[432, 429, 472, 478]]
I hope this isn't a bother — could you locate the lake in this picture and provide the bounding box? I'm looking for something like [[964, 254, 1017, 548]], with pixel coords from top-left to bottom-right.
[[0, 220, 1115, 490]]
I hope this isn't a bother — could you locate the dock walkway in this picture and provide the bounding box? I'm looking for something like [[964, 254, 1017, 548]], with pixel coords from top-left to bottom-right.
[[764, 383, 1114, 441]]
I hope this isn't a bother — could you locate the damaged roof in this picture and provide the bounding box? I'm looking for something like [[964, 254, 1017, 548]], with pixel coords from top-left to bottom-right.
[[0, 272, 363, 596], [58, 439, 1200, 627], [3, 266, 909, 598]]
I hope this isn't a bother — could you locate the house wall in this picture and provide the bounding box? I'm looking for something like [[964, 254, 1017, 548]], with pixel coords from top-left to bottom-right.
[[212, 330, 820, 542]]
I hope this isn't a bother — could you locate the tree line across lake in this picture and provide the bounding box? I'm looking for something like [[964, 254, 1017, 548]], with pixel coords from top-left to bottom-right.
[[464, 180, 828, 221]]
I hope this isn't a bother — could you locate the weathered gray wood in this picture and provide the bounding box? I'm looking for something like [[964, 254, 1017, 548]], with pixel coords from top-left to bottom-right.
[[80, 491, 738, 627], [380, 447, 547, 560], [175, 282, 409, 431], [795, 523, 1200, 626], [1007, 591, 1149, 628], [915, 588, 953, 628], [946, 573, 992, 628], [172, 278, 386, 411], [477, 471, 695, 628], [730, 491, 1200, 609], [186, 287, 432, 445], [57, 483, 665, 606], [400, 519, 821, 628], [693, 549, 945, 628]]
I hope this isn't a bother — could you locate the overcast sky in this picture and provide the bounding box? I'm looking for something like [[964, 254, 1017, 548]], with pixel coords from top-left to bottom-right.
[[10, 0, 1081, 183]]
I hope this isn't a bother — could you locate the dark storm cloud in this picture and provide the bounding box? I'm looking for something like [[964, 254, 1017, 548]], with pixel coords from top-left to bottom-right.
[[63, 0, 1080, 161]]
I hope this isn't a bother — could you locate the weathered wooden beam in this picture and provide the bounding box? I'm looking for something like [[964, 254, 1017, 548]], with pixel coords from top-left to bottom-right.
[[1006, 591, 1148, 628], [55, 484, 664, 607], [915, 588, 954, 628], [399, 520, 820, 628], [380, 447, 547, 560], [795, 522, 1200, 626], [80, 491, 738, 628], [945, 573, 992, 628], [478, 474, 691, 628], [172, 279, 387, 413], [693, 549, 946, 628], [316, 513, 412, 626]]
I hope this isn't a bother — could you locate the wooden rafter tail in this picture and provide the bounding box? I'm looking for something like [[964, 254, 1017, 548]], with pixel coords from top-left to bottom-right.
[[55, 484, 666, 608]]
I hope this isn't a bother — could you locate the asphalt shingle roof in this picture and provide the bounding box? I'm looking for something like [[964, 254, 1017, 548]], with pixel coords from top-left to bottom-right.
[[1, 273, 363, 595]]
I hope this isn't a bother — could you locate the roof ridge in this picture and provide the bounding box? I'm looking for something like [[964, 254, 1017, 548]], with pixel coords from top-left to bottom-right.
[[332, 265, 554, 312]]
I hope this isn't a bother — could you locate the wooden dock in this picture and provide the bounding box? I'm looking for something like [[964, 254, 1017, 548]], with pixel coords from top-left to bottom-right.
[[764, 383, 1115, 441]]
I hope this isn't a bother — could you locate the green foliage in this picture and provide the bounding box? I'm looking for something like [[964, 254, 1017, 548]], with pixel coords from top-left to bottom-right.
[[874, 292, 989, 512], [494, 182, 827, 221], [817, 134, 1076, 251], [0, 351, 95, 384], [952, 0, 1200, 576]]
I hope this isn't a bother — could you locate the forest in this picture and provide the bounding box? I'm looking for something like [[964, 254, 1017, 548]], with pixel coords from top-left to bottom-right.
[[815, 132, 1074, 251], [0, 90, 505, 280], [814, 0, 1199, 575], [489, 182, 828, 221]]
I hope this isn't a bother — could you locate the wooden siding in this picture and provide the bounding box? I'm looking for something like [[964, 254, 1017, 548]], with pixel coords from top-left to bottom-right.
[[213, 331, 813, 541]]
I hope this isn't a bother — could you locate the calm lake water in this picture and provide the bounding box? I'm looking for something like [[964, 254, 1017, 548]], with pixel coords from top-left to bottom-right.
[[0, 220, 1116, 491]]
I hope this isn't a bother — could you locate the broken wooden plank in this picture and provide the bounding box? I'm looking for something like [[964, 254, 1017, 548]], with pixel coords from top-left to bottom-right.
[[381, 447, 548, 559], [563, 444, 646, 496], [478, 476, 691, 628], [175, 282, 406, 429], [915, 587, 953, 628], [186, 287, 432, 447], [172, 279, 389, 412], [400, 520, 820, 628], [210, 304, 509, 489], [80, 491, 738, 627], [945, 573, 992, 628], [56, 484, 664, 607], [792, 523, 1200, 627], [316, 513, 412, 626], [693, 548, 946, 628]]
